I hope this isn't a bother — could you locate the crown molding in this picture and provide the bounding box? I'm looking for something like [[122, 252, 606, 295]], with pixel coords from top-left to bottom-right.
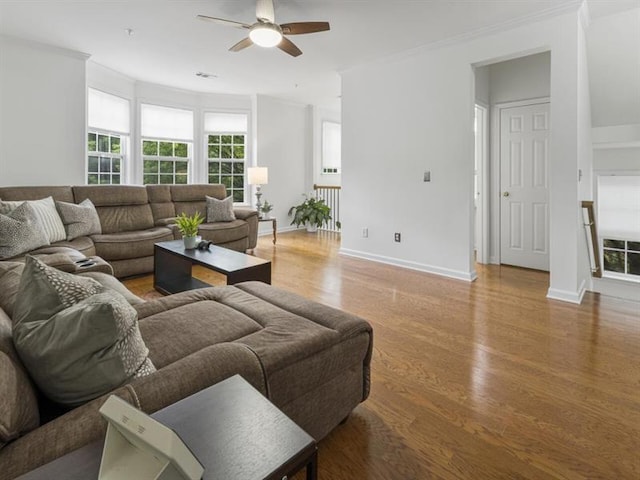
[[0, 33, 90, 61]]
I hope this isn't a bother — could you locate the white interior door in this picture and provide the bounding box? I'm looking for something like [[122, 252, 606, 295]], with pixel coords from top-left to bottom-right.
[[500, 102, 550, 271]]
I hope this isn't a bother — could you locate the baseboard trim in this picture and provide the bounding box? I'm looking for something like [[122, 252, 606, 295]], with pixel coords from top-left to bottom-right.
[[546, 280, 586, 304], [257, 225, 297, 237], [339, 248, 476, 282]]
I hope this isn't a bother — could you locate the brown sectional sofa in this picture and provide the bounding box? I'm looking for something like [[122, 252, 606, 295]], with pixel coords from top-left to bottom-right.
[[0, 183, 373, 479], [0, 184, 258, 277]]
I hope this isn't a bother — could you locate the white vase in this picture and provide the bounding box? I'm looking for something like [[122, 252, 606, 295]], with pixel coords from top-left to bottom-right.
[[306, 223, 318, 233], [183, 235, 198, 249]]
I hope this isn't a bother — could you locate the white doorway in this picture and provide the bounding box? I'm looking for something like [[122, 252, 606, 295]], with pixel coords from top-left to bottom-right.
[[474, 104, 488, 264], [497, 100, 550, 271]]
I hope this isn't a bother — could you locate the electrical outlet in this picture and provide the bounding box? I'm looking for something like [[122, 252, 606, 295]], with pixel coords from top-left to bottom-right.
[[423, 171, 431, 182], [394, 232, 401, 242], [362, 228, 369, 238]]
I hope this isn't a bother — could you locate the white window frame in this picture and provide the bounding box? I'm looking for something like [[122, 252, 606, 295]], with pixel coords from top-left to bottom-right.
[[87, 129, 128, 185], [205, 132, 247, 204], [141, 138, 192, 185]]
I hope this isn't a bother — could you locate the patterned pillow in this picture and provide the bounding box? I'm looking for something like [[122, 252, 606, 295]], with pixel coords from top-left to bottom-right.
[[206, 195, 236, 222], [12, 256, 155, 407], [55, 198, 102, 240], [0, 197, 66, 243], [0, 203, 50, 260]]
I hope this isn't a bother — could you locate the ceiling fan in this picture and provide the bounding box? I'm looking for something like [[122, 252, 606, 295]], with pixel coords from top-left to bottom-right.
[[197, 0, 330, 57]]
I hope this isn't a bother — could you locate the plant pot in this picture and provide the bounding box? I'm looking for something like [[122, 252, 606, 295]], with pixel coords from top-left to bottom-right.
[[306, 223, 318, 233], [183, 236, 198, 249]]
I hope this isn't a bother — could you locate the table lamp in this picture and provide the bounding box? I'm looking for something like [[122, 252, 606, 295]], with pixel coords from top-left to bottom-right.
[[247, 167, 268, 216]]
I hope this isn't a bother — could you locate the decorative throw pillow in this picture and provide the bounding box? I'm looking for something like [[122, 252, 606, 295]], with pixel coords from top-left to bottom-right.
[[0, 203, 50, 260], [12, 256, 155, 407], [0, 197, 66, 244], [206, 195, 236, 222], [55, 198, 102, 240]]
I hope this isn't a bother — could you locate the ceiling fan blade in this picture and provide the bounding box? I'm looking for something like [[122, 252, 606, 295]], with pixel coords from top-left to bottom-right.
[[197, 15, 250, 29], [277, 37, 302, 57], [229, 37, 254, 52], [256, 0, 275, 23], [280, 22, 330, 35]]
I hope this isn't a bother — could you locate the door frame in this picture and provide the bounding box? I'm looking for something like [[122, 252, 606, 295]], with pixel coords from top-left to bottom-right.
[[490, 97, 550, 265], [474, 103, 489, 264]]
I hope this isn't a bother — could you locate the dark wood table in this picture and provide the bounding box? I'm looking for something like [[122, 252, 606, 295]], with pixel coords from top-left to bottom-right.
[[259, 217, 277, 244], [154, 240, 271, 294], [18, 375, 318, 480]]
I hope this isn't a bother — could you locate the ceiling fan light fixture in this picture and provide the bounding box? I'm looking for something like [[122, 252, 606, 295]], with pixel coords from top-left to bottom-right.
[[249, 23, 282, 48]]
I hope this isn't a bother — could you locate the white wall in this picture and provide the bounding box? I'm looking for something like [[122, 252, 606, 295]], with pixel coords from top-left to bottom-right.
[[489, 51, 551, 104], [254, 95, 310, 235], [341, 9, 589, 300], [0, 36, 88, 186]]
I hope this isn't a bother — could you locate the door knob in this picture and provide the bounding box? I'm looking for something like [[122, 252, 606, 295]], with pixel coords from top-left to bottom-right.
[[503, 191, 510, 197]]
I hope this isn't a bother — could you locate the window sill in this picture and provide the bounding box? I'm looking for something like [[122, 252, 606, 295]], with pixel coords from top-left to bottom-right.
[[601, 272, 640, 285]]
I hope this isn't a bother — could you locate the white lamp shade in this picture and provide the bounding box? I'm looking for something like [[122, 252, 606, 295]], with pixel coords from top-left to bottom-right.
[[248, 167, 268, 185]]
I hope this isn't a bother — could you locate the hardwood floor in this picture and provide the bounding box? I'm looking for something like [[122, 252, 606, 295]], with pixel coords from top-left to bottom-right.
[[124, 231, 640, 479]]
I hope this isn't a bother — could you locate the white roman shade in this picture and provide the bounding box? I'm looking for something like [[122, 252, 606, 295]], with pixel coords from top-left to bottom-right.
[[597, 175, 640, 241], [204, 112, 248, 133], [88, 88, 130, 134], [141, 104, 194, 141], [322, 121, 341, 171]]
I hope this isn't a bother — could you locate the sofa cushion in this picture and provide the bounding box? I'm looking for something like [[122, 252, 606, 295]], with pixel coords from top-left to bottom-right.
[[0, 186, 74, 203], [197, 220, 249, 244], [170, 184, 226, 202], [206, 195, 236, 222], [146, 185, 176, 224], [12, 257, 156, 407], [0, 197, 66, 243], [55, 199, 102, 240], [73, 185, 149, 207], [91, 227, 173, 261], [0, 308, 39, 450], [0, 203, 49, 260], [0, 262, 23, 318]]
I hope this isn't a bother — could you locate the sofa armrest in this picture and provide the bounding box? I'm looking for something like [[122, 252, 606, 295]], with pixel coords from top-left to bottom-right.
[[234, 208, 259, 249], [233, 208, 258, 220]]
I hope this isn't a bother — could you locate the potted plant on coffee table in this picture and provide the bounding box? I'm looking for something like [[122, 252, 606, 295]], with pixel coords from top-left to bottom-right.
[[175, 212, 204, 249], [288, 195, 332, 232]]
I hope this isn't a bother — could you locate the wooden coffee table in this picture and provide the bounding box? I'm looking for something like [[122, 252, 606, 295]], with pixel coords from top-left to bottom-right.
[[18, 375, 318, 480], [154, 240, 271, 295]]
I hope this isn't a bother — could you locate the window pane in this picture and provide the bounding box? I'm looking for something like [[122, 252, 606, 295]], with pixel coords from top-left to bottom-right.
[[175, 174, 188, 184], [209, 135, 220, 144], [208, 162, 219, 174], [221, 162, 232, 174], [221, 176, 232, 188], [100, 157, 111, 172], [88, 133, 97, 152], [100, 174, 111, 184], [233, 145, 245, 159], [603, 250, 625, 273], [88, 174, 99, 184], [143, 174, 158, 185], [174, 143, 188, 158], [628, 252, 640, 275], [233, 135, 244, 145], [110, 136, 121, 154], [159, 161, 174, 174], [160, 175, 174, 184], [112, 158, 121, 173], [628, 241, 640, 252], [603, 239, 625, 249], [233, 190, 244, 202], [233, 162, 244, 174], [159, 142, 173, 156], [144, 159, 158, 173], [143, 140, 158, 156], [208, 175, 217, 184], [221, 145, 232, 159], [88, 156, 99, 172], [98, 134, 109, 153], [208, 145, 220, 158], [221, 135, 232, 144], [175, 161, 188, 174], [233, 176, 244, 188], [112, 174, 121, 185]]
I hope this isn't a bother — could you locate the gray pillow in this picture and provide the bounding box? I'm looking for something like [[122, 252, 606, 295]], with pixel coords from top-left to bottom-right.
[[0, 203, 50, 260], [206, 195, 236, 222], [56, 198, 102, 240], [0, 197, 66, 244], [12, 256, 155, 406]]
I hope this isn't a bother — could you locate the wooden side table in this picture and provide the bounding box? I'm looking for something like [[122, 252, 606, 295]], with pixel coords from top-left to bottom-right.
[[18, 375, 317, 480], [259, 217, 277, 244]]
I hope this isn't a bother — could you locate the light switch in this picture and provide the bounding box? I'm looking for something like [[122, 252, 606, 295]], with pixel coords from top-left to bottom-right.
[[423, 171, 431, 182]]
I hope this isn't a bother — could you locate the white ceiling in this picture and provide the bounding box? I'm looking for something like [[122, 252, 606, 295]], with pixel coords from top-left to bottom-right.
[[0, 0, 638, 108]]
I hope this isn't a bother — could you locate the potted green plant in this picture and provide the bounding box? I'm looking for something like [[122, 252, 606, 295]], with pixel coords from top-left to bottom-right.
[[175, 212, 204, 249], [288, 195, 332, 232], [261, 200, 274, 219]]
